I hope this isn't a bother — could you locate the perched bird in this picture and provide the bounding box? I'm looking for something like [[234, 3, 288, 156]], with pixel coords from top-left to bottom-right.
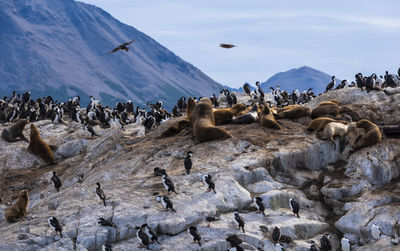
[[371, 224, 381, 240], [162, 174, 178, 194], [184, 151, 193, 174], [275, 243, 284, 251], [233, 210, 245, 233], [272, 226, 281, 244], [188, 226, 202, 246], [102, 243, 112, 251], [254, 197, 265, 216], [202, 174, 216, 193], [51, 171, 62, 192], [289, 198, 300, 218], [85, 124, 99, 138], [142, 223, 159, 244], [98, 218, 117, 228], [108, 40, 135, 54], [156, 196, 176, 212], [96, 182, 106, 206], [48, 216, 63, 237], [135, 225, 150, 249], [226, 234, 243, 251], [153, 167, 166, 177], [320, 234, 332, 251], [326, 76, 336, 92], [341, 237, 350, 251], [243, 83, 251, 96], [220, 43, 237, 48], [205, 215, 220, 227]]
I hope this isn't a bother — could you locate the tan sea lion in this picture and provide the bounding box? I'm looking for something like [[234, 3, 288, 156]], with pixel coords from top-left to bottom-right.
[[1, 119, 29, 142], [311, 102, 340, 119], [5, 190, 29, 223], [191, 98, 232, 143], [353, 119, 382, 149], [28, 124, 54, 163], [260, 105, 281, 129], [320, 122, 357, 148], [307, 117, 347, 132], [275, 106, 311, 119], [187, 97, 197, 128], [213, 103, 247, 125]]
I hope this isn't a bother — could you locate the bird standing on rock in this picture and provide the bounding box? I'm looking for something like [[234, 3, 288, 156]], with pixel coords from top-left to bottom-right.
[[188, 226, 202, 246], [320, 234, 332, 251], [184, 151, 193, 174], [51, 171, 62, 192], [98, 218, 117, 228], [156, 196, 176, 212], [233, 210, 245, 233], [142, 223, 159, 244], [96, 182, 106, 206], [254, 197, 265, 216], [135, 225, 150, 249], [162, 174, 178, 194], [272, 226, 281, 243], [289, 198, 300, 218], [85, 124, 99, 138], [48, 216, 63, 237], [202, 174, 216, 193]]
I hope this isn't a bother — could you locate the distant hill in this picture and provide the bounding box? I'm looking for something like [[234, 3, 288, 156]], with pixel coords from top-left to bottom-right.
[[261, 66, 337, 94], [0, 0, 223, 109]]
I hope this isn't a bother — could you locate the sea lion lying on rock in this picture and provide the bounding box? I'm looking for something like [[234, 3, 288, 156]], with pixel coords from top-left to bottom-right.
[[191, 98, 232, 143], [275, 106, 311, 119], [260, 105, 281, 129], [232, 104, 259, 124], [320, 122, 356, 150], [353, 119, 382, 149], [311, 101, 340, 119], [1, 119, 29, 143], [307, 117, 347, 132], [5, 190, 29, 223], [28, 124, 54, 163], [213, 103, 247, 125], [159, 119, 190, 138]]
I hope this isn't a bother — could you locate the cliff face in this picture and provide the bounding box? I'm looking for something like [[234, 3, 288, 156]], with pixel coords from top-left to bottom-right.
[[0, 0, 222, 109], [0, 87, 400, 250]]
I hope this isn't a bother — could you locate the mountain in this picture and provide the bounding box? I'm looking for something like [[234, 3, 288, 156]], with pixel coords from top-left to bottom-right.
[[0, 0, 223, 109], [261, 66, 336, 94]]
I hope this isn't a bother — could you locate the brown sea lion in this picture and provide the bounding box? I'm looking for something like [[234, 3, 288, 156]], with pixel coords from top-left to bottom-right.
[[275, 106, 311, 119], [306, 117, 348, 132], [232, 104, 259, 124], [191, 98, 232, 143], [339, 106, 361, 122], [5, 190, 29, 223], [159, 119, 190, 138], [1, 119, 29, 143], [28, 124, 54, 163], [353, 119, 382, 149], [260, 105, 281, 129], [311, 103, 340, 119], [187, 97, 197, 128], [275, 104, 302, 113], [213, 103, 247, 125]]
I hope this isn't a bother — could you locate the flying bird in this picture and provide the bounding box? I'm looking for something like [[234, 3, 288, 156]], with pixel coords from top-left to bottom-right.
[[219, 43, 237, 49], [107, 40, 135, 54]]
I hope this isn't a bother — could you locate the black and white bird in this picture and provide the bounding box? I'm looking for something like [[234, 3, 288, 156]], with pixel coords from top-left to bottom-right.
[[202, 174, 216, 193], [48, 216, 63, 237], [188, 226, 202, 246], [98, 218, 117, 228], [162, 174, 178, 194], [341, 237, 350, 251], [289, 198, 300, 218], [205, 215, 220, 227], [184, 151, 193, 174], [233, 210, 245, 233], [51, 171, 62, 192], [320, 234, 332, 251], [272, 226, 281, 244], [135, 225, 150, 249], [156, 196, 176, 212], [254, 197, 265, 216], [226, 234, 243, 251], [243, 83, 251, 96], [102, 243, 112, 251], [85, 124, 99, 138], [153, 167, 166, 177], [310, 241, 318, 251], [326, 76, 336, 92], [142, 223, 159, 244], [96, 182, 106, 206], [371, 223, 381, 240]]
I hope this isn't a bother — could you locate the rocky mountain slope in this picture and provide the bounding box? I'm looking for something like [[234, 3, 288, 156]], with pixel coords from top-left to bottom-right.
[[0, 87, 400, 250], [261, 66, 337, 94], [0, 0, 222, 109]]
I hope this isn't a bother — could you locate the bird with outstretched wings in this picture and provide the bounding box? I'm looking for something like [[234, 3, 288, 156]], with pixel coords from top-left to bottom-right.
[[107, 40, 135, 54], [219, 43, 237, 48]]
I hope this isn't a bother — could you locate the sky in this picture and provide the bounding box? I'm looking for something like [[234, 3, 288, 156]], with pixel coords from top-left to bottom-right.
[[81, 0, 400, 88]]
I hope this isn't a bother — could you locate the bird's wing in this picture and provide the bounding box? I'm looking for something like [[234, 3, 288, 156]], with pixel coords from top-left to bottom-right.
[[123, 40, 135, 46], [108, 46, 121, 54]]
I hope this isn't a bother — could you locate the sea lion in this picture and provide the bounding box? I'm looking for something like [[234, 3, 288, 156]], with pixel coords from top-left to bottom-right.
[[191, 98, 232, 143], [353, 119, 382, 149], [159, 119, 190, 138], [307, 117, 339, 132], [1, 119, 29, 143], [232, 104, 259, 124], [320, 122, 356, 149], [275, 106, 311, 119], [260, 105, 281, 129], [339, 106, 361, 122], [5, 190, 29, 223], [311, 102, 340, 119], [187, 97, 197, 127], [213, 103, 247, 125], [275, 104, 302, 112], [28, 124, 54, 163]]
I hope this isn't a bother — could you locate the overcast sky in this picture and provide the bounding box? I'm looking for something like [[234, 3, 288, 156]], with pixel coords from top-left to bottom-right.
[[81, 0, 400, 88]]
